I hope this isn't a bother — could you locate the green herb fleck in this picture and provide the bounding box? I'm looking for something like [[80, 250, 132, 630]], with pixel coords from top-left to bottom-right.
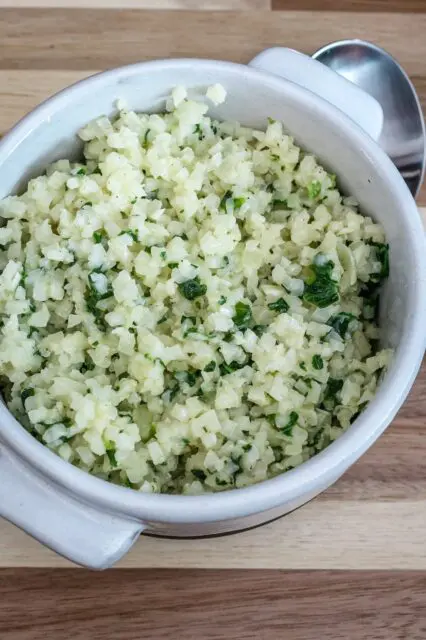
[[21, 388, 35, 405], [268, 298, 289, 314], [79, 354, 95, 374], [303, 255, 339, 308], [194, 124, 204, 140], [192, 469, 206, 482], [370, 242, 390, 281], [76, 167, 86, 176], [233, 301, 252, 329], [218, 295, 227, 305], [307, 180, 322, 199], [219, 190, 233, 211], [160, 250, 167, 259], [106, 448, 117, 468], [119, 229, 139, 242], [323, 378, 343, 410], [328, 312, 357, 339], [157, 314, 168, 325], [19, 269, 27, 288], [168, 262, 179, 269], [92, 229, 107, 244], [219, 359, 251, 376], [204, 361, 216, 373], [281, 411, 298, 436], [84, 271, 113, 327], [178, 277, 207, 301], [312, 354, 324, 370], [233, 197, 245, 210], [183, 327, 198, 338], [142, 129, 150, 149], [271, 199, 288, 211], [252, 324, 267, 337]]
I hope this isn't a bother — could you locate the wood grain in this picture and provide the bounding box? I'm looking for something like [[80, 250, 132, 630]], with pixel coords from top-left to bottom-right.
[[1, 10, 426, 73], [0, 569, 424, 640], [0, 0, 270, 7], [2, 500, 426, 569], [272, 0, 426, 11]]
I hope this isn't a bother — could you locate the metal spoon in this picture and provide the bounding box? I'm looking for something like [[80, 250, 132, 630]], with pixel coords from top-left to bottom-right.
[[312, 39, 425, 198]]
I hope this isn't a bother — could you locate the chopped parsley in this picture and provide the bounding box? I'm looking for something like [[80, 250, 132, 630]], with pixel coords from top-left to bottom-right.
[[192, 469, 206, 482], [233, 196, 245, 210], [303, 255, 339, 308], [84, 271, 113, 327], [181, 315, 196, 325], [252, 324, 267, 337], [142, 129, 150, 149], [204, 361, 216, 372], [106, 448, 117, 468], [178, 277, 207, 301], [271, 199, 288, 211], [92, 229, 108, 244], [19, 269, 27, 288], [21, 388, 35, 405], [219, 190, 233, 211], [194, 124, 204, 140], [218, 295, 227, 305], [268, 298, 289, 314], [79, 354, 95, 374], [219, 359, 251, 376], [370, 242, 390, 281], [119, 229, 139, 242], [323, 378, 343, 410], [312, 354, 324, 370], [233, 301, 252, 329], [281, 411, 298, 436], [267, 411, 298, 436], [307, 180, 322, 199], [328, 312, 357, 339]]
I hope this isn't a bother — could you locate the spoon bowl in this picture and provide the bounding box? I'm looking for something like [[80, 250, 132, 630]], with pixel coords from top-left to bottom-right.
[[313, 39, 425, 198]]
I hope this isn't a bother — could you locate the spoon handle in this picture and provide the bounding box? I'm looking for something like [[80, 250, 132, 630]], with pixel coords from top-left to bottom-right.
[[249, 47, 384, 142]]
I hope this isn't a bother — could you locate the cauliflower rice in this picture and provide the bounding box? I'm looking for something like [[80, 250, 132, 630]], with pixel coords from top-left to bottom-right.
[[0, 85, 392, 494]]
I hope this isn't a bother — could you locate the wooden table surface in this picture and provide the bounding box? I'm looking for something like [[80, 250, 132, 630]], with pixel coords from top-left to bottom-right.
[[1, 0, 426, 638]]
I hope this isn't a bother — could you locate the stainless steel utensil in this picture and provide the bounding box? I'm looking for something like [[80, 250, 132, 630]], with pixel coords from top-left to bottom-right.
[[313, 39, 426, 198]]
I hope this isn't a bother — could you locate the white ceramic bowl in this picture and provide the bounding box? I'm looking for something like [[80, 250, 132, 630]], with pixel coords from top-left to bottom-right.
[[0, 54, 425, 569]]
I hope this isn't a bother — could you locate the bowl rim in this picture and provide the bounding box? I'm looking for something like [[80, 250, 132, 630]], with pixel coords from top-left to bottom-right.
[[0, 57, 425, 524]]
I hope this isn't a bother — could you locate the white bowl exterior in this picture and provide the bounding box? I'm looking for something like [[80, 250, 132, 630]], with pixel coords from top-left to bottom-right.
[[0, 59, 425, 536]]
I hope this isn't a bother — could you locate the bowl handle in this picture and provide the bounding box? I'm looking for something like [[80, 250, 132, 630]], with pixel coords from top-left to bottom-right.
[[0, 447, 144, 569], [248, 47, 384, 142]]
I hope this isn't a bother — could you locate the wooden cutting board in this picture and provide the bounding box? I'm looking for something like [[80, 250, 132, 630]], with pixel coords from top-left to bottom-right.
[[0, 2, 425, 638]]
